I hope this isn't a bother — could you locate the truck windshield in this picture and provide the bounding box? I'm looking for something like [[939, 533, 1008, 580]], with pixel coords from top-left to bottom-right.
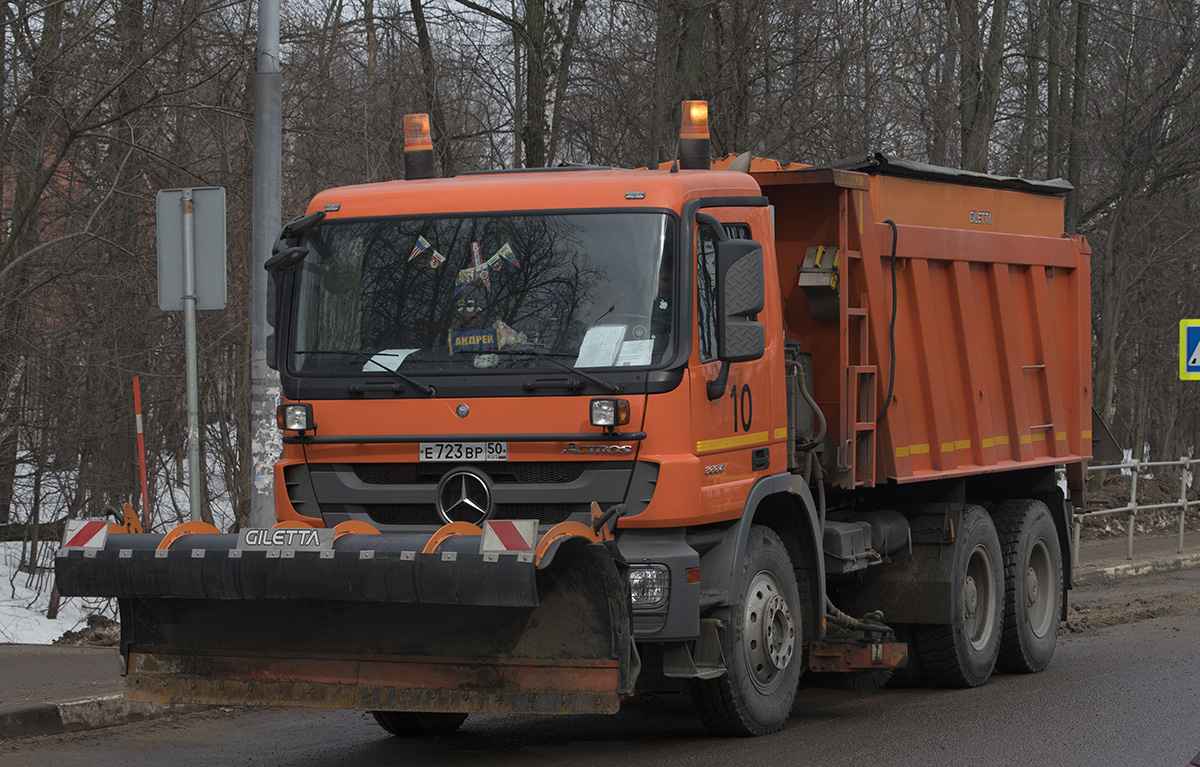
[[289, 212, 677, 376]]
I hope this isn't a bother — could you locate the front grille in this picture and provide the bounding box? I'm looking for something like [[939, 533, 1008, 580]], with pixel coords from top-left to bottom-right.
[[492, 503, 578, 523], [350, 462, 590, 485], [363, 503, 579, 527], [352, 464, 422, 484], [361, 505, 439, 526]]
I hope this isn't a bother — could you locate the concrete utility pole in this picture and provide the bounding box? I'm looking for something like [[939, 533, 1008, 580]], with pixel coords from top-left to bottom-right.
[[250, 0, 282, 528]]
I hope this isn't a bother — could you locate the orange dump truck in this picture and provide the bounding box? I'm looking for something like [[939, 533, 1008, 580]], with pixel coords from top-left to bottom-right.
[[57, 103, 1091, 737]]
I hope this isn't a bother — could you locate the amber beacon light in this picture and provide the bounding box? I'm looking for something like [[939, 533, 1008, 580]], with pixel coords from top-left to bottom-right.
[[403, 113, 436, 179], [678, 100, 710, 170]]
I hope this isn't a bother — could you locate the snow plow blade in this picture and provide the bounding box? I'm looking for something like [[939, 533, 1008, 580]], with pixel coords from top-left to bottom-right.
[[55, 530, 634, 715]]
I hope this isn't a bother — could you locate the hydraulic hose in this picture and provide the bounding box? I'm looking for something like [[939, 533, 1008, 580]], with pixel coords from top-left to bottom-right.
[[825, 596, 895, 639], [877, 219, 899, 424], [790, 359, 827, 453], [815, 454, 827, 533]]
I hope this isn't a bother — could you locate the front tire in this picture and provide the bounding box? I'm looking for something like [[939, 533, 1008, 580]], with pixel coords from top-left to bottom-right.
[[691, 526, 802, 736], [916, 505, 1003, 688], [371, 711, 467, 737], [995, 499, 1063, 673]]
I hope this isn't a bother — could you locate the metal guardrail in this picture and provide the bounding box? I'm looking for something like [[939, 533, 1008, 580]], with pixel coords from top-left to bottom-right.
[[1073, 458, 1198, 568]]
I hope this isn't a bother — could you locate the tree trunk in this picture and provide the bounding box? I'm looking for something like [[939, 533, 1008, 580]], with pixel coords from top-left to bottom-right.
[[1133, 364, 1149, 461], [1018, 7, 1039, 176], [927, 0, 958, 167], [1045, 0, 1061, 177], [1065, 0, 1088, 231], [25, 439, 43, 575], [411, 0, 454, 176], [512, 0, 524, 168], [0, 352, 23, 525], [365, 0, 379, 86], [1091, 215, 1124, 428], [522, 0, 547, 167], [649, 0, 674, 165], [198, 397, 214, 527], [545, 0, 585, 164], [676, 0, 706, 102], [956, 0, 1010, 172]]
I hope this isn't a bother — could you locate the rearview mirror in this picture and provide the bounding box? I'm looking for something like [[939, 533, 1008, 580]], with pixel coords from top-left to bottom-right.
[[716, 239, 765, 362]]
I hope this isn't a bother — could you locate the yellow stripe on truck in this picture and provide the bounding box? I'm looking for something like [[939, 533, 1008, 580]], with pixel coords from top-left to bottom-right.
[[696, 431, 769, 453]]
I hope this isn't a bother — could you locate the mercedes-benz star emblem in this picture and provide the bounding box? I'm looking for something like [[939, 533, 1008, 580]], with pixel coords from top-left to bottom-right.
[[456, 404, 470, 418], [436, 468, 492, 524]]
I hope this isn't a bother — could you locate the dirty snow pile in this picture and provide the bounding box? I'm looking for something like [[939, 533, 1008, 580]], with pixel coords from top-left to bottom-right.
[[0, 541, 113, 644]]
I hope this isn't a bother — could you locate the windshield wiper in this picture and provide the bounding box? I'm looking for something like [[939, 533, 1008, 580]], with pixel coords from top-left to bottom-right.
[[493, 346, 623, 393], [296, 350, 436, 397]]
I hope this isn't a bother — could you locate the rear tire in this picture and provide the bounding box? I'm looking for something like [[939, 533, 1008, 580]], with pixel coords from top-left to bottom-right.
[[690, 526, 802, 736], [916, 505, 1003, 688], [371, 711, 467, 737], [995, 499, 1063, 673]]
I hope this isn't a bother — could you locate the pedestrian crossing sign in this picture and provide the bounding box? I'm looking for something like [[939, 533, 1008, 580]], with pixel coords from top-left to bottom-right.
[[1181, 320, 1200, 380]]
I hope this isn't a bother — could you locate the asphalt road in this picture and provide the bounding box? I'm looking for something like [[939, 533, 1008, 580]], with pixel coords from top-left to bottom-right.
[[0, 645, 119, 716], [7, 569, 1200, 767]]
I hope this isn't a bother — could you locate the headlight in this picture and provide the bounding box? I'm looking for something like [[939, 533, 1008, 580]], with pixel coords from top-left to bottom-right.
[[276, 403, 314, 432], [628, 565, 669, 608], [590, 398, 630, 428]]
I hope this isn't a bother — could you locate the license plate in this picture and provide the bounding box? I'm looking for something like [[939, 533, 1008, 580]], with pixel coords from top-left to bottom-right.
[[418, 441, 508, 462]]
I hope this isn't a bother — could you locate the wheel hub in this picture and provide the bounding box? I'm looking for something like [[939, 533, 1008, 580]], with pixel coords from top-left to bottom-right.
[[742, 570, 796, 694], [963, 576, 979, 619], [1025, 566, 1040, 608], [1026, 538, 1055, 639], [964, 542, 996, 651]]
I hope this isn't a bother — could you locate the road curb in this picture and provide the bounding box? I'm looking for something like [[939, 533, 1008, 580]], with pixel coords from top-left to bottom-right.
[[1077, 552, 1200, 584], [0, 694, 205, 741]]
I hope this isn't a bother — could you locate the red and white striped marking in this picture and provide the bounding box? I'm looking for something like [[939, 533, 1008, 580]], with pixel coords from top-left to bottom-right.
[[62, 520, 110, 549], [480, 520, 537, 553]]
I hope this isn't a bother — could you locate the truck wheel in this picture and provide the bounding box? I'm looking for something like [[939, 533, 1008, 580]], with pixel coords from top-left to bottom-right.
[[690, 525, 802, 736], [995, 499, 1062, 673], [916, 505, 1003, 688], [371, 711, 467, 737]]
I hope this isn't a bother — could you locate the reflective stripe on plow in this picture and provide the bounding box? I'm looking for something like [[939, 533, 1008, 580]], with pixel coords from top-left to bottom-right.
[[488, 520, 532, 551], [65, 520, 108, 548]]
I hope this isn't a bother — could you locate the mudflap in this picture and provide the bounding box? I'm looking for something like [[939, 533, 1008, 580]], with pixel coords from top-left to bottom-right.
[[57, 535, 634, 715]]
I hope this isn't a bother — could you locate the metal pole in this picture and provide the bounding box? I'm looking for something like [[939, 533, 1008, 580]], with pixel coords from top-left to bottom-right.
[[1127, 460, 1139, 560], [181, 189, 203, 523], [1181, 457, 1190, 554], [133, 376, 152, 530], [1072, 516, 1081, 570], [250, 0, 283, 528]]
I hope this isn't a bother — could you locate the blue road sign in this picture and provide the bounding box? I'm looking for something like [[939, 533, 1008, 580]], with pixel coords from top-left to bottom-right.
[[1181, 320, 1200, 380]]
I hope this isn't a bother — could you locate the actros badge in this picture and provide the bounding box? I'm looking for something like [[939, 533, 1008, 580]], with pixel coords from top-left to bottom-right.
[[561, 443, 632, 454]]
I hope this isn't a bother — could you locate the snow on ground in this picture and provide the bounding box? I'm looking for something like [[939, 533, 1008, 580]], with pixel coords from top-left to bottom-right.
[[1, 429, 237, 645], [0, 541, 114, 645]]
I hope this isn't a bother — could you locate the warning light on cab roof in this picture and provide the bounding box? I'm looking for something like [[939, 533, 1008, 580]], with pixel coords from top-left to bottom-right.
[[403, 113, 435, 180], [678, 100, 710, 170]]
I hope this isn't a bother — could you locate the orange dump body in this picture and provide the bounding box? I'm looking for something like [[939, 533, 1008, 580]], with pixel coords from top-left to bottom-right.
[[753, 162, 1091, 487]]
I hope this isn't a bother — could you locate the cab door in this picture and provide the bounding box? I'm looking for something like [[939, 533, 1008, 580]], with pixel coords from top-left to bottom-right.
[[688, 205, 787, 525]]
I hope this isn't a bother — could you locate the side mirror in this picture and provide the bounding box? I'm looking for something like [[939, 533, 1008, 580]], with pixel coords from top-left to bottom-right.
[[264, 210, 326, 272], [266, 269, 286, 370], [716, 239, 765, 362], [264, 245, 309, 271]]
